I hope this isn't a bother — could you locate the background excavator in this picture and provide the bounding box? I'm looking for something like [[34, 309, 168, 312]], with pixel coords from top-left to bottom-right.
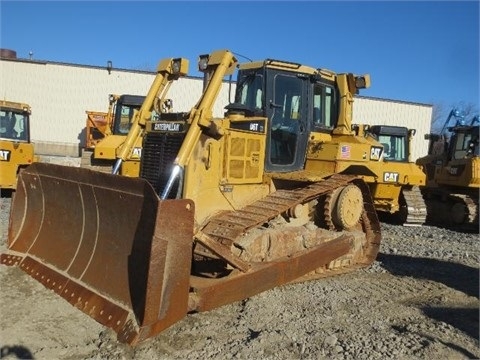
[[1, 50, 381, 345], [417, 109, 479, 229], [0, 100, 36, 194]]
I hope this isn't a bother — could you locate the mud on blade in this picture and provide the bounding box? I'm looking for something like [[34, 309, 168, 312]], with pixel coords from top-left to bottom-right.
[[1, 163, 195, 345]]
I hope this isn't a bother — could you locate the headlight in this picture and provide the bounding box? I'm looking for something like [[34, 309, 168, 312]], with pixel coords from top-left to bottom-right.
[[198, 54, 209, 72], [170, 58, 188, 76], [355, 75, 370, 89], [172, 59, 181, 74]]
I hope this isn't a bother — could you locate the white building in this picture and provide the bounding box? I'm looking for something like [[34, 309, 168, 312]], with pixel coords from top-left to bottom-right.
[[353, 96, 433, 161], [0, 53, 432, 160]]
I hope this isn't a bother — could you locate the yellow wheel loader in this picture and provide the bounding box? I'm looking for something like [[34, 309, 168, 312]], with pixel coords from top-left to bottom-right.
[[0, 100, 36, 194], [84, 94, 146, 151], [417, 110, 479, 229], [82, 94, 145, 174], [1, 50, 381, 345]]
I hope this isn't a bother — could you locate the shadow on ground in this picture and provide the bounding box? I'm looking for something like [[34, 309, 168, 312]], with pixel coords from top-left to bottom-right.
[[378, 253, 479, 298]]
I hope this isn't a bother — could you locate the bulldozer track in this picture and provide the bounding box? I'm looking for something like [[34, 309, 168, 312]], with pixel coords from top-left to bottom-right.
[[202, 174, 356, 242], [403, 186, 427, 226], [423, 188, 479, 230], [198, 174, 381, 275], [455, 194, 479, 225]]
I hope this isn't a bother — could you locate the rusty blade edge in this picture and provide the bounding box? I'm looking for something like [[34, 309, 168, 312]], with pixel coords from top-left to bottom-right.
[[1, 252, 141, 343]]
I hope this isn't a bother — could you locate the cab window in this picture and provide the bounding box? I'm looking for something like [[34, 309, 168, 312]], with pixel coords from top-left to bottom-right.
[[236, 72, 264, 112], [312, 83, 335, 130], [270, 74, 303, 165], [378, 134, 407, 162], [453, 132, 479, 159], [0, 110, 28, 141]]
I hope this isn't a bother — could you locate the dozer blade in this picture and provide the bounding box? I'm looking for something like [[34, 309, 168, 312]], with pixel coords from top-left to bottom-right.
[[1, 163, 195, 345]]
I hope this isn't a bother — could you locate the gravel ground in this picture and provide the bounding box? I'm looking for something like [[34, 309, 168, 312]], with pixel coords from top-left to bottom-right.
[[0, 194, 479, 360]]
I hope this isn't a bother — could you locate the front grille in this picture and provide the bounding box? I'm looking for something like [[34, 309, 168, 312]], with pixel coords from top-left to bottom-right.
[[140, 132, 185, 198]]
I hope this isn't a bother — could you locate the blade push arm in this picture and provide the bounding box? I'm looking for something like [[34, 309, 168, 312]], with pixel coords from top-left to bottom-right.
[[161, 49, 237, 199], [112, 57, 189, 174]]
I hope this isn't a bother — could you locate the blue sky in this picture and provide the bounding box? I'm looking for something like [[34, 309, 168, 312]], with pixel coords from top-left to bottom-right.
[[1, 1, 479, 114]]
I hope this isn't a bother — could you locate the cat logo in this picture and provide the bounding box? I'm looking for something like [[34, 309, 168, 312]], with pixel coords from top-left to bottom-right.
[[370, 146, 383, 161], [383, 172, 399, 182], [131, 147, 142, 159], [0, 149, 11, 161], [448, 166, 458, 175]]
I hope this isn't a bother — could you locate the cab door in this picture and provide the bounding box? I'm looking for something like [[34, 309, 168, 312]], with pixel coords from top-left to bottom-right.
[[265, 71, 309, 172]]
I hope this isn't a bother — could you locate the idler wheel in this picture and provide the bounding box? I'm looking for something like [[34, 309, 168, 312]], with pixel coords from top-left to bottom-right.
[[331, 184, 363, 229]]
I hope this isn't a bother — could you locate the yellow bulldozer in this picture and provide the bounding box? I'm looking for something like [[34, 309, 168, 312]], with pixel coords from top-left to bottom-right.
[[349, 124, 427, 225], [417, 109, 479, 228], [114, 61, 425, 227], [1, 50, 382, 345], [0, 100, 36, 194]]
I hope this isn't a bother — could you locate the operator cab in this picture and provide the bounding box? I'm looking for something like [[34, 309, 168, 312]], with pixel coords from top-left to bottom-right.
[[112, 95, 145, 135], [231, 60, 339, 172], [0, 105, 30, 142], [448, 125, 479, 160], [368, 125, 410, 162]]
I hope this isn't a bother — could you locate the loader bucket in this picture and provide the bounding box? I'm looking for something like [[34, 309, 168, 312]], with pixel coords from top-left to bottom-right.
[[1, 163, 195, 345]]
